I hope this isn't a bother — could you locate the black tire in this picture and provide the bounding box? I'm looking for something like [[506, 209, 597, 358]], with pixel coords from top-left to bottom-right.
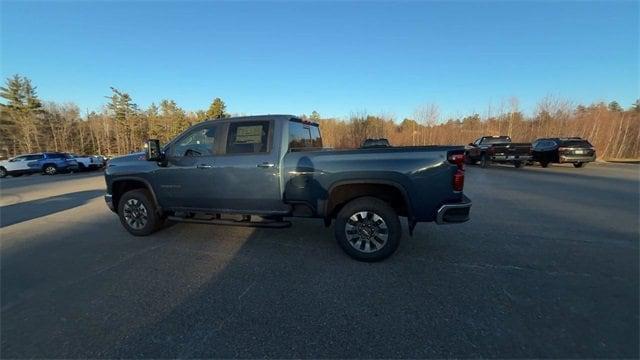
[[43, 164, 57, 175], [334, 196, 401, 262], [78, 163, 86, 171], [540, 161, 549, 168], [117, 189, 163, 236], [0, 167, 7, 178], [573, 163, 584, 168], [480, 154, 489, 168], [514, 161, 522, 168], [464, 155, 477, 165]]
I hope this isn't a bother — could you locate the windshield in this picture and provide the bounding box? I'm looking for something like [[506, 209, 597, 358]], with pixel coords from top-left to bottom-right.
[[481, 137, 511, 145], [560, 140, 592, 148]]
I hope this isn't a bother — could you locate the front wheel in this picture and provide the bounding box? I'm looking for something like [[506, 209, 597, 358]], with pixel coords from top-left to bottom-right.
[[118, 189, 163, 236], [540, 161, 549, 168], [0, 167, 7, 178], [335, 197, 401, 262], [480, 154, 490, 168], [573, 163, 584, 168], [43, 165, 57, 175], [514, 161, 522, 168]]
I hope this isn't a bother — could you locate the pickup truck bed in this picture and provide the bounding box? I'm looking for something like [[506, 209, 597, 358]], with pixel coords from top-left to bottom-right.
[[284, 146, 466, 222]]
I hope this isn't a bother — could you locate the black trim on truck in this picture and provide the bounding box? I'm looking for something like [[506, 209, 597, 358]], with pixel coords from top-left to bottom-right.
[[436, 195, 472, 224]]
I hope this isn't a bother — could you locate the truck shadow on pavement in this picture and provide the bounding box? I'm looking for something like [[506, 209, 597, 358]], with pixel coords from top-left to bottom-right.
[[0, 190, 105, 228]]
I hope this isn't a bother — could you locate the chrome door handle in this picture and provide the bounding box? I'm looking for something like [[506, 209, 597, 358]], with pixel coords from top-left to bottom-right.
[[257, 162, 275, 168], [197, 164, 213, 169]]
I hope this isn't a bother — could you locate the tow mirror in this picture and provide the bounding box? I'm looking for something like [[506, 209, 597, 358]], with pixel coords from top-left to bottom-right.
[[145, 139, 162, 161]]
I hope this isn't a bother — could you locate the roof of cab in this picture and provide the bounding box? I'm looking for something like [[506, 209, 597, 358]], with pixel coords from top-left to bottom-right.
[[199, 114, 318, 127]]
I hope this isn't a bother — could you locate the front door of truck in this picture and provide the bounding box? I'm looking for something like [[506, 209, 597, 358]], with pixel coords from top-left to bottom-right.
[[212, 120, 288, 214], [156, 123, 222, 210]]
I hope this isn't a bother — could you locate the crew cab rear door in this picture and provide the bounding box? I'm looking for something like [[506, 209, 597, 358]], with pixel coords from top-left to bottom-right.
[[212, 120, 289, 214]]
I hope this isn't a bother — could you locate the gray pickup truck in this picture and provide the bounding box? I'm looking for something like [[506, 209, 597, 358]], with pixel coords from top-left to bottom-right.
[[104, 115, 471, 261]]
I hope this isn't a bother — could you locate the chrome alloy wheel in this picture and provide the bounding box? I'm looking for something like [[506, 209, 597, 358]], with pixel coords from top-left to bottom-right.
[[345, 211, 389, 253], [123, 198, 148, 230], [44, 166, 56, 175]]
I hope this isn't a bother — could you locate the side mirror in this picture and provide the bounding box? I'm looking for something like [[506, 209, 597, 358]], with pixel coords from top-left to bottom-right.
[[468, 143, 475, 147], [145, 139, 162, 161]]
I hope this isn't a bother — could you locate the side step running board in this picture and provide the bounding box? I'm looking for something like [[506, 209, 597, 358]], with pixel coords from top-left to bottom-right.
[[167, 216, 292, 228]]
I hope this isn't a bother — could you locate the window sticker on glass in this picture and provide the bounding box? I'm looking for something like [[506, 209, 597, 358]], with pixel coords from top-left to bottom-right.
[[235, 125, 263, 144]]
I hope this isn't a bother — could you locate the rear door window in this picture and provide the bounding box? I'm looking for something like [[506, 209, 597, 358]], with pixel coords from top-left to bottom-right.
[[226, 121, 271, 154]]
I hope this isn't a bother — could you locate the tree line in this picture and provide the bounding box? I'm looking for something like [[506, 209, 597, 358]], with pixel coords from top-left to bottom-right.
[[1, 74, 638, 159]]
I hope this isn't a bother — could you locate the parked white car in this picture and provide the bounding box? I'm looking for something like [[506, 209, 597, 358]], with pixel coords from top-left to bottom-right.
[[70, 154, 105, 171], [0, 154, 41, 178]]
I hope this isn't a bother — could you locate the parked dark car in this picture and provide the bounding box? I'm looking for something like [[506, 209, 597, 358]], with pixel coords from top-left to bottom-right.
[[465, 136, 532, 168], [532, 137, 596, 168], [361, 138, 391, 148], [104, 115, 472, 261]]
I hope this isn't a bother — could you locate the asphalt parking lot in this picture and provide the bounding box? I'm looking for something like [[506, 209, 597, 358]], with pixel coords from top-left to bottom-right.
[[1, 163, 638, 358]]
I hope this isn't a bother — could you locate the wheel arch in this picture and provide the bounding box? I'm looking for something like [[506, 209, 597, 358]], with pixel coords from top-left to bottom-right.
[[324, 179, 413, 221], [111, 177, 161, 213]]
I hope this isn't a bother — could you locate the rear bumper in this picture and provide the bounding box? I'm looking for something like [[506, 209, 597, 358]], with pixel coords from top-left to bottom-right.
[[559, 155, 595, 163], [491, 155, 532, 162], [105, 194, 115, 212], [436, 195, 472, 224]]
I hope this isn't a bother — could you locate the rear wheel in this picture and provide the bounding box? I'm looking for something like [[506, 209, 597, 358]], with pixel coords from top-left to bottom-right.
[[43, 165, 57, 175], [480, 154, 490, 168], [335, 197, 401, 262], [514, 161, 522, 168], [0, 167, 7, 178], [573, 162, 584, 168], [118, 189, 163, 236], [540, 161, 549, 168]]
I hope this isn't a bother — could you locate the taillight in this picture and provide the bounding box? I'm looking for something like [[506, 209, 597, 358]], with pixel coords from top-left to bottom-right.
[[448, 154, 465, 170], [453, 170, 464, 192], [448, 153, 465, 192]]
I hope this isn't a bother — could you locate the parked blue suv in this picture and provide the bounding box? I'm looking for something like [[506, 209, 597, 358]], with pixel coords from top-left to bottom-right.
[[29, 152, 79, 175]]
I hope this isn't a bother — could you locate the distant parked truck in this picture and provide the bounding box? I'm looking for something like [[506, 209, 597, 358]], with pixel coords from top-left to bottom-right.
[[532, 137, 596, 168], [70, 154, 106, 171], [465, 136, 532, 168], [361, 138, 391, 148], [0, 152, 78, 178]]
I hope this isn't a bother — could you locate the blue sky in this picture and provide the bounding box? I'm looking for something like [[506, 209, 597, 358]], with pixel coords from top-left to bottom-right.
[[1, 1, 638, 120]]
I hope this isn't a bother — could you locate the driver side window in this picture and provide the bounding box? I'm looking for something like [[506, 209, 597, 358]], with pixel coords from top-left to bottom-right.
[[170, 125, 219, 157]]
